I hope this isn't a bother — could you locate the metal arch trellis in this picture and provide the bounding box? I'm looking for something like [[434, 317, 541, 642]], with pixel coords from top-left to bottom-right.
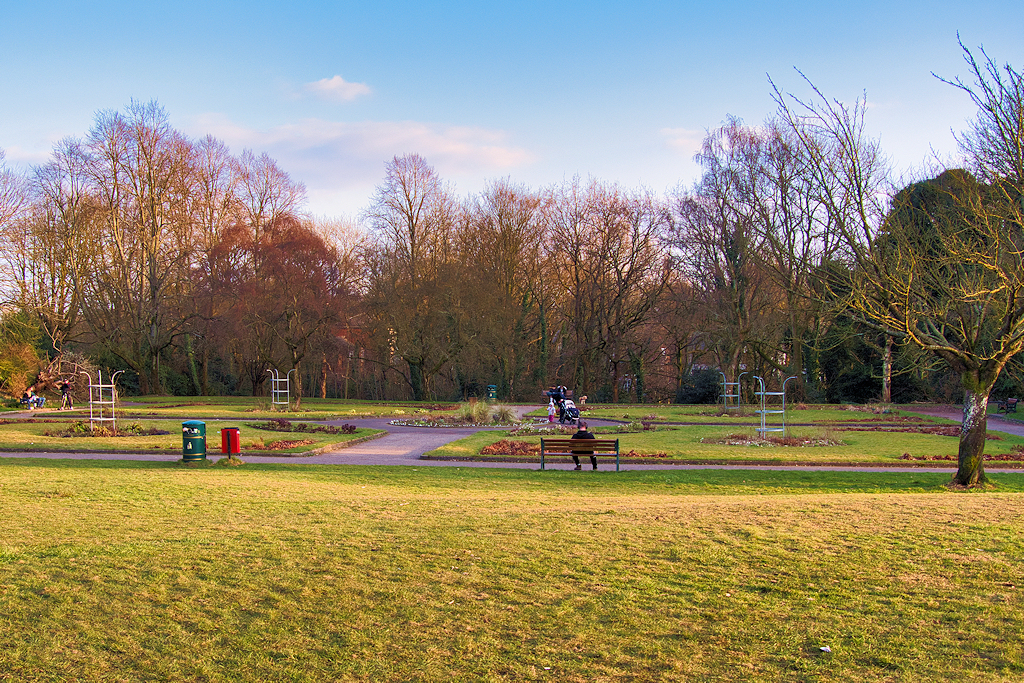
[[753, 375, 797, 437], [267, 369, 296, 410], [81, 370, 124, 432], [719, 371, 748, 412]]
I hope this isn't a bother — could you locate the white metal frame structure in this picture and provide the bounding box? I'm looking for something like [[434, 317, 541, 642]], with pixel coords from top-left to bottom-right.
[[267, 369, 295, 410], [82, 370, 124, 432], [753, 375, 797, 437], [719, 371, 747, 412]]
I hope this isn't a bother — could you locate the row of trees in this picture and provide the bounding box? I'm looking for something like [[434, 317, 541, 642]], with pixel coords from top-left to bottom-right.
[[0, 102, 359, 402], [362, 157, 670, 402], [2, 44, 1022, 485]]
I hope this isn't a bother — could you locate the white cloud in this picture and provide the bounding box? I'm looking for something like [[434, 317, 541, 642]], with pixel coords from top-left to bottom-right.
[[303, 75, 372, 102], [660, 127, 704, 158], [185, 114, 537, 214]]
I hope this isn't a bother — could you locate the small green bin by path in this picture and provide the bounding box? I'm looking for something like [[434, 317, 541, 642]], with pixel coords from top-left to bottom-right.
[[182, 420, 207, 461], [486, 385, 497, 402]]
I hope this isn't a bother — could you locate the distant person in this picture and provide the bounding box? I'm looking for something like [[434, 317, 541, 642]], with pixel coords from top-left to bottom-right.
[[570, 420, 597, 471], [28, 388, 44, 409], [60, 381, 73, 410], [547, 399, 557, 423]]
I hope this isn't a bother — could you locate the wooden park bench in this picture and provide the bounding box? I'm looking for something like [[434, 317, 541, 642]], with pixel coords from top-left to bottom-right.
[[540, 437, 621, 471], [997, 398, 1019, 414]]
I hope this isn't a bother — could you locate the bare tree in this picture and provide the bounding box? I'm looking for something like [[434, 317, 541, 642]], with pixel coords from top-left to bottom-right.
[[551, 179, 669, 401], [461, 179, 549, 398], [774, 45, 1024, 486], [80, 101, 196, 393], [364, 154, 465, 399], [0, 148, 29, 306], [671, 120, 779, 386], [749, 117, 840, 399]]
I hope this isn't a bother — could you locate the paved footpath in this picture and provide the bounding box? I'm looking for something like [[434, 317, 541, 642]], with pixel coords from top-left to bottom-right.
[[3, 404, 1023, 474]]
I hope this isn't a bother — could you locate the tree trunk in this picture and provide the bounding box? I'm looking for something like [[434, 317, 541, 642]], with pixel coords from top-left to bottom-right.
[[953, 364, 1001, 487], [674, 344, 685, 404], [881, 334, 893, 403], [955, 387, 989, 486], [787, 309, 806, 402], [292, 360, 303, 409], [408, 359, 425, 401], [611, 355, 620, 403], [630, 350, 645, 403], [185, 334, 201, 396], [200, 346, 210, 396]]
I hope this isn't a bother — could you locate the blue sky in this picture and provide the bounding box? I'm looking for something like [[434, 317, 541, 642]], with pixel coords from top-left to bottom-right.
[[1, 1, 1021, 217]]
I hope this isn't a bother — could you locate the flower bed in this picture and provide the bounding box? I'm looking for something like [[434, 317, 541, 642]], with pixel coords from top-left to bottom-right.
[[899, 452, 1024, 461], [43, 421, 171, 438], [701, 433, 844, 447], [248, 419, 356, 434]]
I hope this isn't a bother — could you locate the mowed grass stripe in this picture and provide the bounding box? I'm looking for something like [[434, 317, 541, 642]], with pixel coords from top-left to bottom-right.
[[0, 462, 1022, 681]]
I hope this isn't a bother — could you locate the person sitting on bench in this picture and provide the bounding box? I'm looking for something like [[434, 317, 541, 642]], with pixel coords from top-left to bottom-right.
[[570, 421, 597, 471]]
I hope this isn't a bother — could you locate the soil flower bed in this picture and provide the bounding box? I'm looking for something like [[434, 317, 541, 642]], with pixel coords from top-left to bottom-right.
[[480, 439, 539, 455], [261, 439, 316, 450], [702, 433, 845, 447], [837, 424, 1000, 439], [43, 421, 171, 438], [390, 417, 519, 428], [899, 452, 1024, 461], [247, 419, 356, 435]]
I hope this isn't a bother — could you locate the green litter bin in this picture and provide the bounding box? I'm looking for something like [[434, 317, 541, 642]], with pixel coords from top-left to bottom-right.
[[182, 420, 206, 461], [487, 385, 497, 402]]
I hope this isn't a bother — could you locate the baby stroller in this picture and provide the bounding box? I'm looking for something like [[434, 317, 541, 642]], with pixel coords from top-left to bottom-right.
[[559, 398, 580, 424]]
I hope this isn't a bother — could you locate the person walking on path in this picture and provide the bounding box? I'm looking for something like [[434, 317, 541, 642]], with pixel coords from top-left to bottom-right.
[[60, 381, 73, 410], [547, 400, 557, 423], [570, 420, 597, 470]]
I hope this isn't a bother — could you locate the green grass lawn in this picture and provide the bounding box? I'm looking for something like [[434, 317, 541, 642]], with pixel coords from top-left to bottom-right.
[[0, 461, 1021, 681], [30, 396, 460, 421], [531, 403, 950, 424], [0, 418, 382, 456], [427, 424, 1024, 465]]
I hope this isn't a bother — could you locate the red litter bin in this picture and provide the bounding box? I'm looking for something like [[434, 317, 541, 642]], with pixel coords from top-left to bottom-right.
[[221, 427, 241, 454]]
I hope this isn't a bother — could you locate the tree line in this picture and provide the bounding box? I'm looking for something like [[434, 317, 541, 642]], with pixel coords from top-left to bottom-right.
[[1, 43, 1022, 484]]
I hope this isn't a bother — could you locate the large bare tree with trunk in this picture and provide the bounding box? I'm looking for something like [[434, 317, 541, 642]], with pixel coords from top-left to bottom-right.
[[774, 42, 1024, 487], [364, 154, 466, 400]]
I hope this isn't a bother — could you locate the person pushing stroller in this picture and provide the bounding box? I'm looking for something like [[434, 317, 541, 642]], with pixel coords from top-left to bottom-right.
[[545, 385, 580, 424]]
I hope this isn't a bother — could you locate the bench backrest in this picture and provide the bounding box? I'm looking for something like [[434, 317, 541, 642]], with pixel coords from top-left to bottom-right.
[[540, 438, 620, 453]]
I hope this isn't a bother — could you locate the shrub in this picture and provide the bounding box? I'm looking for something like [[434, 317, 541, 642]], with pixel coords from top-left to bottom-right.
[[675, 367, 722, 404], [472, 401, 491, 424], [456, 401, 495, 424], [491, 404, 517, 424]]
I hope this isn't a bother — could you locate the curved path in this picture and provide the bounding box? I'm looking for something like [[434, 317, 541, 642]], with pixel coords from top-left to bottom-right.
[[2, 404, 1024, 473]]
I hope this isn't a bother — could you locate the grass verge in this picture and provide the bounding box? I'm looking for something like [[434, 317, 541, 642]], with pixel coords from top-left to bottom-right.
[[426, 424, 1024, 465], [0, 461, 1021, 681], [0, 419, 382, 455], [100, 396, 459, 420], [527, 404, 949, 424]]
